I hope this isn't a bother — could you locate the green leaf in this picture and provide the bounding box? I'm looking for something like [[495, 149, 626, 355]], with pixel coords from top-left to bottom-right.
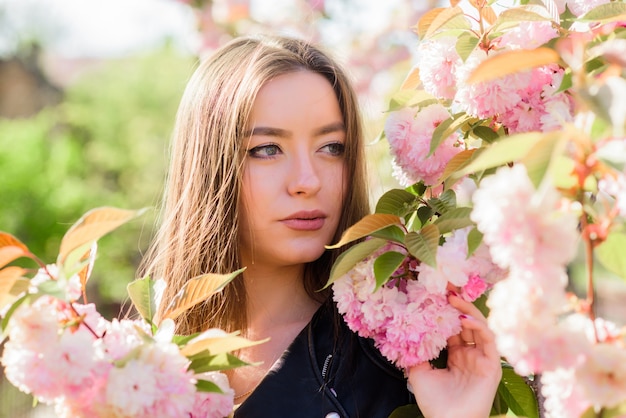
[[467, 227, 483, 258], [428, 189, 457, 214], [325, 238, 387, 288], [557, 68, 573, 93], [472, 125, 500, 144], [61, 241, 95, 281], [601, 402, 626, 418], [497, 366, 539, 418], [371, 225, 407, 244], [520, 132, 564, 189], [388, 404, 424, 418], [579, 3, 626, 22], [434, 207, 474, 235], [452, 132, 545, 180], [456, 33, 480, 62], [127, 276, 159, 324], [596, 232, 626, 281], [406, 181, 428, 197], [387, 90, 438, 112], [37, 280, 66, 299], [405, 224, 440, 267], [416, 205, 434, 228], [430, 112, 472, 158], [373, 251, 407, 290], [172, 333, 198, 347], [195, 379, 224, 394], [1, 293, 30, 342], [189, 352, 252, 373], [375, 189, 418, 216]]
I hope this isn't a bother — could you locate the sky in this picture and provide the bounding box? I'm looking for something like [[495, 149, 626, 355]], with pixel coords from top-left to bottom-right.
[[0, 0, 199, 58]]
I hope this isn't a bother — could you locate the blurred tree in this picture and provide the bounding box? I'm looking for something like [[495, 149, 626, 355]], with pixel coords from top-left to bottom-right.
[[0, 47, 196, 314]]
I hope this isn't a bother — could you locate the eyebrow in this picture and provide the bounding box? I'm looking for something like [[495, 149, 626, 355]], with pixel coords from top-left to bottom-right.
[[244, 121, 345, 138]]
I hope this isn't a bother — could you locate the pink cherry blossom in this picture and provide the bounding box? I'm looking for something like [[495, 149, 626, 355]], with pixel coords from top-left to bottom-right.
[[556, 0, 612, 17], [417, 37, 461, 100], [384, 104, 462, 186], [486, 270, 588, 375], [576, 343, 626, 408], [542, 368, 591, 418], [496, 21, 559, 51], [333, 244, 463, 368], [104, 342, 196, 417], [416, 227, 502, 298], [499, 65, 574, 134], [454, 49, 533, 119], [471, 164, 579, 272], [190, 372, 235, 418], [1, 297, 105, 403]]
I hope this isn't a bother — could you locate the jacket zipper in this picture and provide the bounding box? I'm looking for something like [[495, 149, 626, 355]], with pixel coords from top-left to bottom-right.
[[321, 354, 333, 379]]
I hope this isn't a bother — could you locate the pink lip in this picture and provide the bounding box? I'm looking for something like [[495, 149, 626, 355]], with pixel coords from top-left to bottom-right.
[[280, 210, 327, 231]]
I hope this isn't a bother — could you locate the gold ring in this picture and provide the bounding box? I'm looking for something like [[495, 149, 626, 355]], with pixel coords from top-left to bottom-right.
[[463, 341, 476, 347]]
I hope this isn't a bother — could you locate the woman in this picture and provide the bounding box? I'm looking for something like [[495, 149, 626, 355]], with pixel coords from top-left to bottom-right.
[[141, 34, 501, 417]]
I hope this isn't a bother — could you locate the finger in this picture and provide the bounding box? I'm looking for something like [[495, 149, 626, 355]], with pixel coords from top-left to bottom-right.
[[458, 313, 499, 360], [447, 292, 480, 344], [448, 292, 487, 324]]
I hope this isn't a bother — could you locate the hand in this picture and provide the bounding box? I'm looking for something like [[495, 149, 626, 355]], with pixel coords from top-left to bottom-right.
[[407, 292, 502, 418]]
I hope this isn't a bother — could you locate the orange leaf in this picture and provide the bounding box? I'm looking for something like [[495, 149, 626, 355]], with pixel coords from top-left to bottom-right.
[[0, 266, 27, 297], [439, 148, 478, 183], [326, 214, 402, 249], [76, 243, 97, 301], [415, 8, 446, 39], [400, 67, 421, 91], [0, 232, 30, 269], [58, 207, 144, 264], [425, 6, 466, 39], [481, 6, 497, 25], [180, 331, 267, 357], [467, 48, 560, 84], [162, 269, 244, 321]]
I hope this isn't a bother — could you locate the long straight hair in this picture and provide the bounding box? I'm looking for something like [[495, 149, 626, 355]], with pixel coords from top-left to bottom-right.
[[140, 34, 370, 335]]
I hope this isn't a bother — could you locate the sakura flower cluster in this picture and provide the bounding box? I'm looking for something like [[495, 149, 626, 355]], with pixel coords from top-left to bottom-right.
[[1, 266, 233, 418], [332, 236, 504, 369], [385, 104, 463, 187], [384, 2, 584, 187], [472, 163, 626, 415]]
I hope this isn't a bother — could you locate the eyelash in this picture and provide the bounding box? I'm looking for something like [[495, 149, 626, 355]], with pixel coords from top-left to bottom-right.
[[247, 142, 345, 159], [247, 143, 281, 159]]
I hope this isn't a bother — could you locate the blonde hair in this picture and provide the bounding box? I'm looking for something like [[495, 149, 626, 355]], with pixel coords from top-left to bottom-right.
[[140, 34, 370, 335]]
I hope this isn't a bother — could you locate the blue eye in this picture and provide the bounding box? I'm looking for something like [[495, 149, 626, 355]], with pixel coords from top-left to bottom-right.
[[248, 144, 281, 158], [321, 142, 345, 156]]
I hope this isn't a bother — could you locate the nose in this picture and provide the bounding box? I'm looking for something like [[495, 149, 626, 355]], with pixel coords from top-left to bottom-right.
[[287, 150, 321, 196]]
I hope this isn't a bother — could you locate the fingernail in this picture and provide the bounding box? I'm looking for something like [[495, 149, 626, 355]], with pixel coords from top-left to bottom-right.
[[447, 290, 459, 297], [459, 314, 469, 320]]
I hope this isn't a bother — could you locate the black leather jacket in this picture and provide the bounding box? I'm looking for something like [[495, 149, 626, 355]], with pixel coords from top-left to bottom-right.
[[234, 302, 417, 417]]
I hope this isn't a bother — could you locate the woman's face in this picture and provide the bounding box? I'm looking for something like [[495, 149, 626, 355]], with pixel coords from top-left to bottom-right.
[[239, 70, 347, 268]]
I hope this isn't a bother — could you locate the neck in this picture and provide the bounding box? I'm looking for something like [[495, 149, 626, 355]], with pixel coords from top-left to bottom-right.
[[242, 262, 320, 337]]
